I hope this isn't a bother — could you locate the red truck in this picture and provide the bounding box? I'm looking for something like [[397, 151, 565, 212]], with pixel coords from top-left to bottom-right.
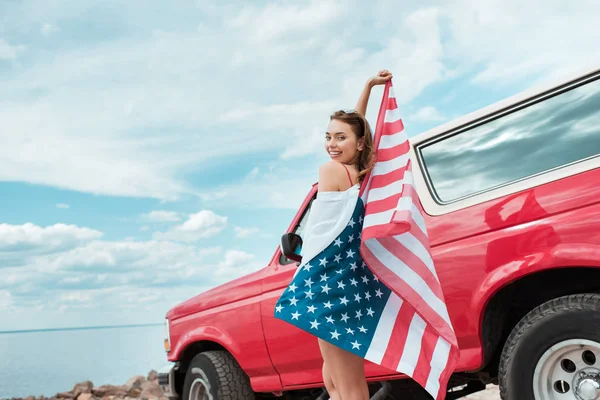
[[158, 66, 600, 400]]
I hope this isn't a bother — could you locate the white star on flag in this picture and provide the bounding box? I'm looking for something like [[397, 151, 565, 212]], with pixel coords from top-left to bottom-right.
[[319, 257, 328, 266], [310, 320, 320, 330], [291, 311, 300, 320], [334, 254, 342, 263], [334, 238, 343, 247], [307, 305, 317, 313], [331, 330, 340, 340]]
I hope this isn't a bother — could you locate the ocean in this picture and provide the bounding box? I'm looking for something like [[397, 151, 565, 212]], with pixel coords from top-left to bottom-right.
[[0, 324, 169, 399]]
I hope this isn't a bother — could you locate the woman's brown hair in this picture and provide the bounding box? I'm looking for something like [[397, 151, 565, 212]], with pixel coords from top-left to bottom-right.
[[329, 110, 374, 185]]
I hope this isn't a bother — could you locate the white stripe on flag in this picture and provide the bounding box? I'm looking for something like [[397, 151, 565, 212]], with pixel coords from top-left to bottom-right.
[[395, 233, 438, 279], [384, 108, 401, 123], [388, 88, 396, 99], [379, 130, 408, 149], [364, 240, 453, 325], [365, 293, 403, 364], [362, 191, 412, 230], [372, 153, 409, 175], [425, 337, 452, 397], [410, 202, 427, 235], [397, 313, 426, 375], [367, 171, 412, 203]]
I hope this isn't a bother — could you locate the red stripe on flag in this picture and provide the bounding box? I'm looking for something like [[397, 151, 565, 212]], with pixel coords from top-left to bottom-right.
[[366, 193, 402, 215], [360, 243, 456, 343], [380, 300, 414, 369], [388, 97, 398, 110], [436, 347, 460, 400], [368, 167, 407, 190], [411, 324, 440, 386], [378, 236, 443, 300], [376, 141, 410, 162], [362, 222, 410, 242], [382, 119, 404, 135]]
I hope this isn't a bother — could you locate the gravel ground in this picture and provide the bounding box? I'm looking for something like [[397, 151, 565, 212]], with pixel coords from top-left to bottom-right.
[[463, 385, 500, 399]]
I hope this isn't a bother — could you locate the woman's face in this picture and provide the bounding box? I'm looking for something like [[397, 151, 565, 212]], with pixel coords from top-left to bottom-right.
[[325, 119, 363, 164]]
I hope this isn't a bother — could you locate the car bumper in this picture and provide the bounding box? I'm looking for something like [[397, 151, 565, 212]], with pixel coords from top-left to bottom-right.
[[158, 362, 179, 399]]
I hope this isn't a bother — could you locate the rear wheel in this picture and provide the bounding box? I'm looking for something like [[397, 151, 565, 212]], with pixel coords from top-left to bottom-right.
[[182, 350, 255, 400], [499, 293, 600, 400]]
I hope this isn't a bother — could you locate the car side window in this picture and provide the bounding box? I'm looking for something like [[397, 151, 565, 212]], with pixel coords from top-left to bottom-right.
[[418, 76, 600, 203], [278, 197, 314, 265]]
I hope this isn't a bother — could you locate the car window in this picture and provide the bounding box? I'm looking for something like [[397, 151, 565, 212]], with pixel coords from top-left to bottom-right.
[[278, 196, 314, 265], [419, 76, 600, 203]]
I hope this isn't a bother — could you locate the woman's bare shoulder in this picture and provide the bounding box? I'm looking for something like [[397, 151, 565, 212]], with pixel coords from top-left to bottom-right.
[[318, 161, 346, 192]]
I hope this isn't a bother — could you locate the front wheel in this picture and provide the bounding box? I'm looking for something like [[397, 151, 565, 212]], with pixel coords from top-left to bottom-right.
[[182, 350, 255, 400], [499, 293, 600, 400]]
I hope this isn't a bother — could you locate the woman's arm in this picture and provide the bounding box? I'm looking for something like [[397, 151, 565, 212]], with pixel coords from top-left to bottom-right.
[[354, 69, 393, 116]]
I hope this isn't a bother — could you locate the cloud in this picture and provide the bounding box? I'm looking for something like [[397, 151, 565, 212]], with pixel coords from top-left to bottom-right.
[[56, 203, 70, 209], [0, 223, 103, 257], [41, 23, 59, 36], [445, 0, 600, 85], [0, 39, 25, 61], [412, 106, 446, 122], [153, 210, 228, 242], [142, 210, 182, 222], [234, 227, 260, 238], [228, 0, 344, 42]]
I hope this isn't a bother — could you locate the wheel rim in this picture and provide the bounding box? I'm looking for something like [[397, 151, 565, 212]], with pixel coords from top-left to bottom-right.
[[533, 339, 600, 400], [189, 377, 213, 400]]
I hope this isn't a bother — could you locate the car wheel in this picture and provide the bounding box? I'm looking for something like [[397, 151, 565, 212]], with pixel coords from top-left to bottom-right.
[[182, 350, 255, 400], [499, 293, 600, 400]]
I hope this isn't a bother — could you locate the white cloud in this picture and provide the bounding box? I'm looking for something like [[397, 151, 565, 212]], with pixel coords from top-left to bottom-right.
[[0, 290, 12, 309], [445, 0, 600, 85], [412, 106, 446, 122], [234, 227, 260, 238], [41, 23, 59, 36], [0, 39, 24, 61], [153, 210, 227, 242], [228, 0, 344, 42], [56, 203, 70, 209], [142, 210, 182, 222], [0, 223, 102, 255]]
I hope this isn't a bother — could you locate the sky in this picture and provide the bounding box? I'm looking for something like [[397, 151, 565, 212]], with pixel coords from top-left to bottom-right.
[[1, 0, 599, 331]]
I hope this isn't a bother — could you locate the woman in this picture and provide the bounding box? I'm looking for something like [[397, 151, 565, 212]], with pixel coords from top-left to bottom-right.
[[275, 70, 393, 400]]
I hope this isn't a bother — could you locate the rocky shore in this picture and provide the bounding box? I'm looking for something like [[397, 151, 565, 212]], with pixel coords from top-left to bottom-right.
[[5, 370, 167, 400], [5, 370, 500, 400]]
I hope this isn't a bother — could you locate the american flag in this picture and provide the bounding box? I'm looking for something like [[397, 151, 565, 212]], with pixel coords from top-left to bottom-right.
[[274, 81, 459, 400], [358, 81, 459, 399]]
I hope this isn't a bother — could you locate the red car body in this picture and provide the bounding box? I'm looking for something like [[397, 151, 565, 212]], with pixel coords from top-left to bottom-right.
[[160, 67, 600, 398]]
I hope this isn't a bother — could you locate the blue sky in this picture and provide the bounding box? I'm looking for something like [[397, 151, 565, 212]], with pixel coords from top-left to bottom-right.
[[1, 0, 599, 331]]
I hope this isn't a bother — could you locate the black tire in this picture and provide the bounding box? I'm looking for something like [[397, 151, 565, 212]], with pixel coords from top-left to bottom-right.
[[182, 350, 255, 400], [498, 293, 600, 399]]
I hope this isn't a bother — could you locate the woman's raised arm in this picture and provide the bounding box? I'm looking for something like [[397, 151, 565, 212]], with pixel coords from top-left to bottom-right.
[[354, 69, 393, 116]]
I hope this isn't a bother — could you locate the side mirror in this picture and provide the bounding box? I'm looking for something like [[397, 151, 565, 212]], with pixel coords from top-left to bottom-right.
[[281, 233, 303, 263]]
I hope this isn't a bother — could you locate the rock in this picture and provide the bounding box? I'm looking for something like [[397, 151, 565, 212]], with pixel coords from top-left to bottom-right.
[[25, 396, 36, 400], [72, 381, 93, 396], [140, 380, 163, 398], [91, 385, 128, 397], [56, 392, 77, 399], [147, 370, 158, 382], [77, 394, 92, 400], [124, 375, 145, 390]]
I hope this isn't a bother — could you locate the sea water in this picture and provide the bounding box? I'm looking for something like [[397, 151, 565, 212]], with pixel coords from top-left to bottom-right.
[[0, 325, 168, 399]]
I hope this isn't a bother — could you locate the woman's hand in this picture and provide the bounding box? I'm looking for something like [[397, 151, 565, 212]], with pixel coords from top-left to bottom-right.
[[355, 69, 393, 116], [367, 69, 393, 87]]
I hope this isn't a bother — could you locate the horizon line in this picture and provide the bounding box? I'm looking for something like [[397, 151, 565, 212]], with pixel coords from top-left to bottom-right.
[[0, 322, 163, 335]]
